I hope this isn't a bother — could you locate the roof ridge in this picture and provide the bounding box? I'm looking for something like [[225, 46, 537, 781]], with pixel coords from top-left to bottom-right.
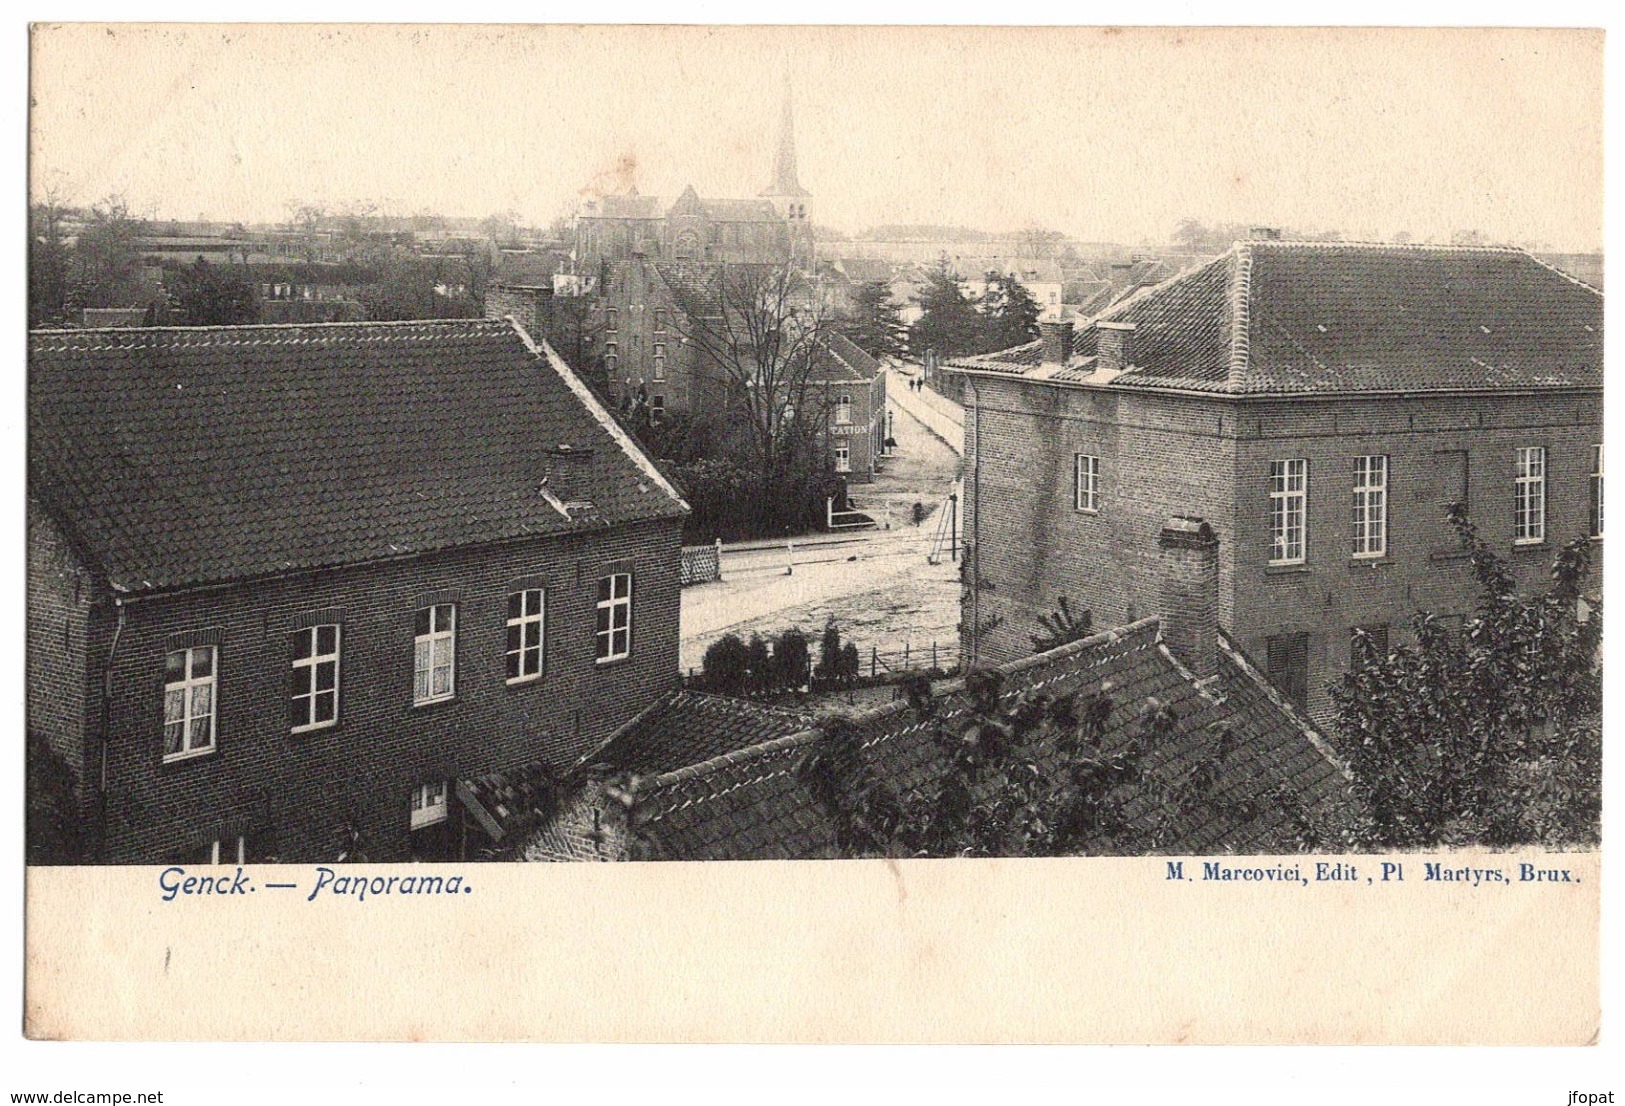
[[1227, 243, 1254, 384], [30, 317, 509, 337], [1215, 629, 1350, 781], [1239, 238, 1527, 254]]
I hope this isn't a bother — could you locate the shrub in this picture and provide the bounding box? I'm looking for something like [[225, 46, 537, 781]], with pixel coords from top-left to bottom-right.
[[774, 627, 811, 691], [701, 634, 750, 694]]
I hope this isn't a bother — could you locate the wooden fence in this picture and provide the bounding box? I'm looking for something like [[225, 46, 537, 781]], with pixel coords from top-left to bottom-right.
[[680, 540, 723, 586]]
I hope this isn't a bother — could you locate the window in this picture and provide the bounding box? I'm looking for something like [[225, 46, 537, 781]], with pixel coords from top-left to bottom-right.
[[1265, 632, 1310, 710], [1351, 455, 1388, 558], [413, 604, 456, 704], [164, 645, 217, 761], [652, 344, 666, 380], [1269, 459, 1308, 564], [834, 444, 852, 473], [1350, 624, 1389, 665], [1514, 446, 1546, 544], [505, 589, 545, 683], [650, 394, 665, 420], [290, 625, 340, 732], [653, 309, 667, 332], [1073, 453, 1100, 513], [834, 394, 852, 425], [1591, 445, 1603, 538], [410, 781, 448, 830], [595, 573, 633, 662], [605, 307, 619, 332]]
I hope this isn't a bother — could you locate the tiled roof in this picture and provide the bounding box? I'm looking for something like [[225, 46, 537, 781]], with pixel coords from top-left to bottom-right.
[[29, 319, 688, 595], [951, 242, 1603, 396], [583, 689, 813, 776], [493, 250, 570, 287], [808, 332, 883, 383], [523, 618, 1353, 861]]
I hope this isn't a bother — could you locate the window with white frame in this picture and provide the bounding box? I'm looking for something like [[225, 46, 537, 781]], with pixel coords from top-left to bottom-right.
[[1073, 454, 1100, 513], [834, 444, 852, 473], [653, 309, 667, 332], [164, 645, 218, 761], [650, 394, 665, 419], [1269, 459, 1308, 564], [605, 307, 619, 332], [290, 624, 340, 732], [652, 344, 666, 380], [410, 781, 448, 829], [1514, 446, 1546, 544], [201, 836, 247, 865], [1351, 455, 1388, 558], [505, 589, 545, 683], [595, 573, 632, 662], [834, 394, 852, 425], [1591, 445, 1603, 538], [413, 604, 456, 704]]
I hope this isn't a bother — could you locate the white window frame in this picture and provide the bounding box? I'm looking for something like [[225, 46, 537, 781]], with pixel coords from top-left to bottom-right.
[[1073, 453, 1100, 513], [203, 836, 247, 865], [1514, 446, 1547, 545], [410, 781, 448, 830], [413, 604, 457, 705], [834, 394, 852, 426], [1269, 459, 1308, 565], [505, 589, 546, 684], [595, 572, 633, 663], [1351, 455, 1388, 559], [290, 624, 341, 733], [653, 309, 667, 332], [605, 307, 619, 332], [164, 644, 218, 762], [652, 344, 666, 380], [834, 444, 852, 473]]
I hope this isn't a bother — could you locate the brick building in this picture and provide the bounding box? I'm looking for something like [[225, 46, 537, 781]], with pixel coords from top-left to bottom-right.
[[810, 332, 888, 482], [28, 318, 689, 863], [949, 241, 1602, 726]]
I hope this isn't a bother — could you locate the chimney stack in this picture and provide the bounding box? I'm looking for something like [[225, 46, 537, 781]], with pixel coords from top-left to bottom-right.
[[1039, 318, 1074, 366], [1096, 320, 1136, 373], [1158, 516, 1220, 680]]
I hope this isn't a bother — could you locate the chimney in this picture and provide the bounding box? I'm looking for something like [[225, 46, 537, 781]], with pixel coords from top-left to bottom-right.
[[1039, 318, 1074, 366], [1158, 516, 1220, 680], [1096, 320, 1136, 373]]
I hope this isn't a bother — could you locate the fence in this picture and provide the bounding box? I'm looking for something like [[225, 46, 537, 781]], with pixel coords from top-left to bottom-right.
[[680, 540, 723, 586]]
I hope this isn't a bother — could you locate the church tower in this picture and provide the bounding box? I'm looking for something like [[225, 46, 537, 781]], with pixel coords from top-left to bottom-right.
[[760, 76, 811, 226]]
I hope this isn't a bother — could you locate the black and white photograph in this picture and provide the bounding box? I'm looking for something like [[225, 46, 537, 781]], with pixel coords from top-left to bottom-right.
[[13, 17, 1611, 1077]]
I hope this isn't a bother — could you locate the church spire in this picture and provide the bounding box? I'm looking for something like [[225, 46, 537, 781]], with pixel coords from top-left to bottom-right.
[[763, 74, 811, 203]]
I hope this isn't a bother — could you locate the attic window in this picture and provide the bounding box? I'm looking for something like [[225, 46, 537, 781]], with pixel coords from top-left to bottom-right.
[[1479, 325, 1492, 334], [1316, 324, 1327, 333]]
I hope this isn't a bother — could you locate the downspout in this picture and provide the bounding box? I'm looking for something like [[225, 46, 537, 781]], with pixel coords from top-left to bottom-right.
[[102, 595, 127, 795], [967, 379, 982, 669]]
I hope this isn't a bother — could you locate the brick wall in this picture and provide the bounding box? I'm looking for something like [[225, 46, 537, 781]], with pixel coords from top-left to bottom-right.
[[962, 377, 1238, 667], [84, 516, 683, 863], [1229, 390, 1602, 724], [25, 499, 97, 817], [963, 375, 1602, 727]]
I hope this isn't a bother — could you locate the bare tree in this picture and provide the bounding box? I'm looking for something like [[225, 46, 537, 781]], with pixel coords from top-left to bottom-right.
[[662, 262, 838, 505]]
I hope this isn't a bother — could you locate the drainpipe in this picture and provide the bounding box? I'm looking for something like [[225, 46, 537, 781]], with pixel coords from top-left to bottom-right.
[[967, 379, 982, 669]]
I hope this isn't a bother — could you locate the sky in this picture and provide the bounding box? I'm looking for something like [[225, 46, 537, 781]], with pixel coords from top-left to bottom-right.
[[28, 24, 1603, 250]]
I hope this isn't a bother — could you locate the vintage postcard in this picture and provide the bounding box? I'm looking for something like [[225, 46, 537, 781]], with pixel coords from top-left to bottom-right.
[[20, 23, 1604, 1055]]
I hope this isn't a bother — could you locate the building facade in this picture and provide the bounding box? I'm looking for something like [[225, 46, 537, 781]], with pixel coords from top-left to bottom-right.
[[28, 318, 689, 863], [811, 332, 889, 483], [952, 241, 1603, 726]]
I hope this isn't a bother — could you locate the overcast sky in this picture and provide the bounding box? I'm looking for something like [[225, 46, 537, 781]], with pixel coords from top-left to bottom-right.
[[28, 25, 1602, 250]]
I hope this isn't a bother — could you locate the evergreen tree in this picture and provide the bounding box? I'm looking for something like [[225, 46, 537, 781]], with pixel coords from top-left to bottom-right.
[[907, 257, 985, 360], [838, 280, 908, 359], [983, 272, 1042, 350]]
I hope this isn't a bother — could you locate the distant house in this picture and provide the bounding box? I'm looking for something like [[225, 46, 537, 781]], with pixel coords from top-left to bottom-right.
[[947, 240, 1603, 726], [28, 318, 689, 863], [521, 517, 1352, 861]]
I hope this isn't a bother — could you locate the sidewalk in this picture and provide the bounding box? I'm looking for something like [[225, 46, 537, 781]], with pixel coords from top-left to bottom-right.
[[887, 363, 964, 455]]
